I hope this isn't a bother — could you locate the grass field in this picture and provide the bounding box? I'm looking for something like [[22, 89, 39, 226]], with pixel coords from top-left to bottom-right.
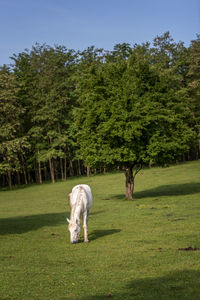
[[1, 160, 200, 300]]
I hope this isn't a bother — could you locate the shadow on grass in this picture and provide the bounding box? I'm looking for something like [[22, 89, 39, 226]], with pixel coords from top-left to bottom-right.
[[0, 175, 90, 192], [0, 212, 67, 235], [112, 182, 200, 201], [0, 210, 106, 236], [79, 270, 200, 300], [90, 210, 105, 216], [89, 229, 121, 241]]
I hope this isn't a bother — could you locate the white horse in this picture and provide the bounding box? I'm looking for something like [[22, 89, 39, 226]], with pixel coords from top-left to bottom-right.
[[67, 184, 93, 244]]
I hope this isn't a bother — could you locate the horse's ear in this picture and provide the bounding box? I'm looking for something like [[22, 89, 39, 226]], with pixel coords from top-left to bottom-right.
[[66, 218, 71, 224]]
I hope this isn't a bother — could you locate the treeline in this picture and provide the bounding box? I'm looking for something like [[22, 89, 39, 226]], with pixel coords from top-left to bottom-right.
[[0, 32, 199, 190]]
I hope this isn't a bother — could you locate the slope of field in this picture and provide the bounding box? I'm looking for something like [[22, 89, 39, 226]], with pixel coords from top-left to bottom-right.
[[0, 161, 200, 299]]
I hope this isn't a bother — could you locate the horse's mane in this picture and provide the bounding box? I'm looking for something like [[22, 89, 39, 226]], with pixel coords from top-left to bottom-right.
[[70, 186, 85, 222]]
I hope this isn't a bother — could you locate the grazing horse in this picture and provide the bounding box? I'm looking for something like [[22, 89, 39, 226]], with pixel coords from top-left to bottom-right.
[[67, 184, 93, 244]]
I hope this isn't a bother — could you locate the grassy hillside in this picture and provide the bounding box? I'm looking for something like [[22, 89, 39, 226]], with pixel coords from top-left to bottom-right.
[[1, 161, 200, 299]]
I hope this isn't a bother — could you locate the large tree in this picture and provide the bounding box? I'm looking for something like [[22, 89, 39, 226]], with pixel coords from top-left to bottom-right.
[[188, 35, 200, 156], [75, 43, 197, 199]]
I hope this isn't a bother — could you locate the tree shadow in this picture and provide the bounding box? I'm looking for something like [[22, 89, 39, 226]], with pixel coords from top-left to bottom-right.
[[0, 210, 108, 236], [90, 210, 105, 216], [112, 182, 200, 201], [0, 212, 68, 235], [88, 229, 121, 241], [79, 270, 200, 299]]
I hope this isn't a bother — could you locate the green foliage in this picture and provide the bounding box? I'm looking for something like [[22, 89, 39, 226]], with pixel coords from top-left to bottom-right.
[[75, 42, 197, 171], [8, 44, 79, 184], [188, 35, 200, 130], [0, 68, 28, 179], [0, 33, 199, 189]]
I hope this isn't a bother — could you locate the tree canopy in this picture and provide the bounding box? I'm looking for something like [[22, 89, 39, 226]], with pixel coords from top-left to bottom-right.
[[0, 32, 199, 197]]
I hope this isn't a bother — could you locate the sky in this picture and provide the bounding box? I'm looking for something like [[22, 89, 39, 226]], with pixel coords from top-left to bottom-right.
[[0, 0, 199, 66]]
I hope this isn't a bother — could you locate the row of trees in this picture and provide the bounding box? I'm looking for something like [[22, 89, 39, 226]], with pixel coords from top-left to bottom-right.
[[0, 32, 199, 198]]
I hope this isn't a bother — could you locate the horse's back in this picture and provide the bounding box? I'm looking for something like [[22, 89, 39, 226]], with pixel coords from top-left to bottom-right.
[[71, 184, 92, 210]]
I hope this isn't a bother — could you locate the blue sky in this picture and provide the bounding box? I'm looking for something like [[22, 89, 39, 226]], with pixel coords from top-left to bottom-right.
[[0, 0, 199, 66]]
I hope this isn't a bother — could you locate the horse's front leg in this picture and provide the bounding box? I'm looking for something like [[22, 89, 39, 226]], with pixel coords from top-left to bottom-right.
[[83, 211, 89, 243]]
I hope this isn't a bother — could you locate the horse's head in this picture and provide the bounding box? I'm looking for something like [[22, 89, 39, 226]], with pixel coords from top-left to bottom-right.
[[66, 218, 80, 244]]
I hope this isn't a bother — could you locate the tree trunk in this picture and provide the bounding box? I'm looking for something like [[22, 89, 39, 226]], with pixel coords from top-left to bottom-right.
[[37, 149, 42, 184], [23, 167, 28, 185], [27, 171, 31, 184], [20, 154, 28, 185], [38, 161, 42, 184], [64, 157, 67, 180], [60, 158, 64, 180], [77, 160, 81, 176], [7, 170, 12, 190], [55, 160, 58, 181], [125, 166, 134, 200], [44, 166, 48, 181], [34, 161, 38, 183], [87, 166, 90, 177], [69, 160, 74, 177], [49, 158, 55, 184], [49, 137, 55, 183]]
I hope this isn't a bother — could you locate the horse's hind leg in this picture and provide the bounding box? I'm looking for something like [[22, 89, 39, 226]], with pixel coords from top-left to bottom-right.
[[83, 211, 89, 242]]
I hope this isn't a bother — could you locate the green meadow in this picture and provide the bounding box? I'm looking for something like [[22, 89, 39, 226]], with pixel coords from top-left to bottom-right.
[[1, 160, 200, 299]]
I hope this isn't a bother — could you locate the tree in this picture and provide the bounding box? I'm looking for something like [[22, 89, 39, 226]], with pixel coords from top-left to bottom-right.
[[0, 67, 29, 189], [188, 35, 200, 157], [74, 43, 197, 199], [12, 44, 77, 184]]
